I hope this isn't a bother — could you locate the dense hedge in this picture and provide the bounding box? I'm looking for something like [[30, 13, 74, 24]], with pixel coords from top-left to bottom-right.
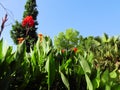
[[0, 33, 120, 90]]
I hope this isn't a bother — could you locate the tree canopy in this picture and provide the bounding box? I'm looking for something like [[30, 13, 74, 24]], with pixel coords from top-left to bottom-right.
[[10, 0, 38, 52], [54, 28, 80, 50]]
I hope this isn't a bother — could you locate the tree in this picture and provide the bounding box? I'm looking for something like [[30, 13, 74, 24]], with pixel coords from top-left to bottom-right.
[[0, 14, 8, 37], [54, 28, 80, 50], [10, 0, 38, 52]]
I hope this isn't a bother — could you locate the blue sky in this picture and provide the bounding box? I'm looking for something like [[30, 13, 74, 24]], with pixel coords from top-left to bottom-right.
[[0, 0, 120, 47]]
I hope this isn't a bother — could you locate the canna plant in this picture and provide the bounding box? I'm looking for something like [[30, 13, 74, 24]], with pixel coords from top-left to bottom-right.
[[53, 30, 120, 90], [0, 39, 15, 90], [0, 29, 120, 90]]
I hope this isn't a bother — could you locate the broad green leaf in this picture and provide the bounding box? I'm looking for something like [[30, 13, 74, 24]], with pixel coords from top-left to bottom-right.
[[102, 33, 108, 43], [42, 39, 47, 56], [92, 68, 101, 89], [85, 74, 93, 90], [101, 69, 109, 84], [110, 70, 117, 79], [114, 44, 118, 53], [59, 71, 70, 90], [105, 84, 111, 90], [65, 59, 72, 69], [14, 41, 26, 70], [93, 39, 100, 46], [16, 41, 26, 58], [45, 53, 55, 90], [36, 38, 45, 66], [30, 50, 37, 73], [45, 58, 49, 72], [4, 46, 14, 64], [87, 52, 94, 65], [79, 55, 91, 74], [92, 78, 100, 89]]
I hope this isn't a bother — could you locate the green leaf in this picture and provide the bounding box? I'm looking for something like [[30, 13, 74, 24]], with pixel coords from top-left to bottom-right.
[[87, 52, 94, 65], [65, 59, 72, 69], [114, 44, 118, 53], [105, 84, 111, 90], [59, 71, 70, 90], [30, 50, 37, 73], [92, 78, 100, 89], [45, 53, 55, 90], [110, 70, 117, 79], [85, 74, 93, 90], [16, 41, 26, 56], [102, 33, 108, 43], [79, 55, 91, 74], [101, 69, 109, 84], [4, 46, 14, 64], [92, 68, 101, 89]]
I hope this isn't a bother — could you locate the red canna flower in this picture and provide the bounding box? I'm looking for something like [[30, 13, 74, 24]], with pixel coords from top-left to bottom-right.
[[22, 16, 34, 27], [17, 37, 24, 44], [38, 34, 43, 42], [61, 49, 65, 53], [73, 47, 78, 53]]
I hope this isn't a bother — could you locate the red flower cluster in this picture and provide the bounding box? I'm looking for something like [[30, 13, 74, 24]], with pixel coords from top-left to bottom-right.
[[73, 47, 78, 53], [22, 16, 34, 27]]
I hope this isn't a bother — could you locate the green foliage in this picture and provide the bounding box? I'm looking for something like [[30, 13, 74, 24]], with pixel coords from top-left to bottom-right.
[[1, 29, 120, 89], [59, 70, 70, 90], [54, 28, 80, 50], [10, 21, 25, 44], [0, 39, 15, 90], [85, 74, 93, 90], [79, 54, 91, 74], [23, 0, 38, 22], [7, 0, 120, 89]]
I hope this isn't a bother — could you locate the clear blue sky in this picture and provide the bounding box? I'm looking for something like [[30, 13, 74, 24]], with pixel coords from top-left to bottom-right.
[[0, 0, 120, 47]]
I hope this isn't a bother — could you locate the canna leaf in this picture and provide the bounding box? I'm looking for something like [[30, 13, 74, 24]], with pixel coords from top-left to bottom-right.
[[30, 50, 37, 73], [4, 46, 14, 64], [45, 53, 55, 90], [85, 74, 93, 90], [105, 84, 111, 90], [101, 69, 109, 84], [114, 44, 118, 53], [79, 55, 91, 74], [92, 69, 101, 89], [16, 40, 26, 59], [110, 70, 117, 79], [59, 70, 70, 90], [102, 33, 108, 43]]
